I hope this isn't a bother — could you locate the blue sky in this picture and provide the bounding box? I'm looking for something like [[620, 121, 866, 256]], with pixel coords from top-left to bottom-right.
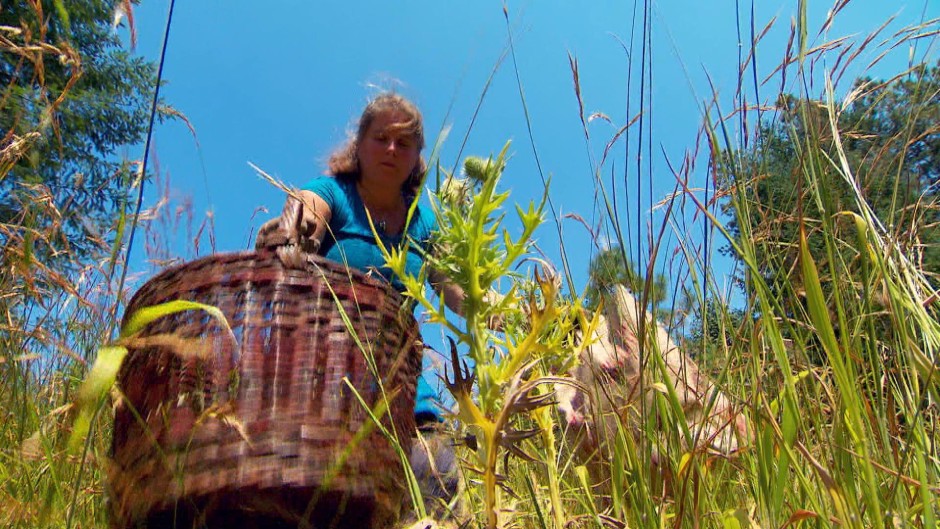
[[126, 1, 937, 310]]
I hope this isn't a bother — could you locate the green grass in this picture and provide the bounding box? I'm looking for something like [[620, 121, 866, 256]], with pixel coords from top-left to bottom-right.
[[2, 1, 939, 528]]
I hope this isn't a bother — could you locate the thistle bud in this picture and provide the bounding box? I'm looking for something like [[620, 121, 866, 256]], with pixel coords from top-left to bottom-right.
[[439, 175, 470, 207], [463, 156, 489, 183]]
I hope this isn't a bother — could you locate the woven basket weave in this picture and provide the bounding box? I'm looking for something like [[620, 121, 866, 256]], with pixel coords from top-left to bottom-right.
[[108, 250, 422, 528]]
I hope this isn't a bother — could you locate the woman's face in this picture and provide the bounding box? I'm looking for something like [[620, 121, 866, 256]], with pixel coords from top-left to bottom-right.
[[357, 110, 421, 189]]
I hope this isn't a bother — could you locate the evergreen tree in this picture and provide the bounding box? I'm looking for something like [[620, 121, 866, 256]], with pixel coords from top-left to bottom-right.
[[584, 245, 668, 315], [717, 63, 940, 364], [683, 296, 747, 362], [721, 63, 940, 292]]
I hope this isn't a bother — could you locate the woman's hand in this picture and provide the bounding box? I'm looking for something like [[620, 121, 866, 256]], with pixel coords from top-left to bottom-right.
[[428, 269, 466, 316], [255, 190, 331, 267], [482, 289, 507, 332], [428, 269, 507, 332]]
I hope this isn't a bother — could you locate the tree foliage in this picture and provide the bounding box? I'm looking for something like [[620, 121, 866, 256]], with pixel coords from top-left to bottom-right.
[[683, 296, 747, 362], [584, 245, 667, 313], [722, 63, 940, 292], [1, 0, 157, 262]]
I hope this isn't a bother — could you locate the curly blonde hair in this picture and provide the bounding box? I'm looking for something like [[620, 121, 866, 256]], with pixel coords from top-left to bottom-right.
[[327, 92, 427, 198]]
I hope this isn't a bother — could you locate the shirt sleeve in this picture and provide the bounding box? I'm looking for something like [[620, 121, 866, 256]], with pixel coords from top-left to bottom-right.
[[302, 175, 342, 210]]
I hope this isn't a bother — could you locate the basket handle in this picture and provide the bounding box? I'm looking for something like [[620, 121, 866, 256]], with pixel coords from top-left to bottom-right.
[[255, 194, 321, 269]]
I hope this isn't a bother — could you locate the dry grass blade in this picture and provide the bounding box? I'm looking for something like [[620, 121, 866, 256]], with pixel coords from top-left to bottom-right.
[[157, 103, 200, 146], [115, 0, 137, 49], [249, 161, 295, 196], [0, 132, 41, 178], [569, 52, 587, 135], [115, 333, 216, 360], [197, 402, 251, 446]]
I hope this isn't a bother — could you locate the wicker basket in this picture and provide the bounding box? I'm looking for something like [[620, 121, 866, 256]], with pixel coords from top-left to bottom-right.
[[108, 250, 423, 528]]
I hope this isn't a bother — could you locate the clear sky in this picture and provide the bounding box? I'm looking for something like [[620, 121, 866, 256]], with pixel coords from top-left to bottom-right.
[[125, 0, 937, 310]]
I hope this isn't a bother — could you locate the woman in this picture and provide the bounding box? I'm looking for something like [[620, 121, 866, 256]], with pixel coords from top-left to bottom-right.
[[292, 93, 462, 310], [257, 92, 464, 513]]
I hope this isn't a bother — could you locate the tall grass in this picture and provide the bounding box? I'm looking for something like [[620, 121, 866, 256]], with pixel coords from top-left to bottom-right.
[[2, 9, 110, 527], [420, 2, 939, 528], [694, 6, 940, 528], [3, 1, 939, 528], [512, 1, 938, 527], [0, 7, 198, 526]]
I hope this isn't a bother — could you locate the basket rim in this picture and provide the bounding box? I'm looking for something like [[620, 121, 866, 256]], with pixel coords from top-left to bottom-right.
[[125, 250, 407, 313]]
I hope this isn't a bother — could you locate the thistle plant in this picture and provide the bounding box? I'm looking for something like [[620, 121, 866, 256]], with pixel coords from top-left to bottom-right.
[[385, 142, 585, 529]]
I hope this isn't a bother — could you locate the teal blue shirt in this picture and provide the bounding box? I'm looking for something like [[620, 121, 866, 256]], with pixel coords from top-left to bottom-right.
[[303, 176, 436, 291], [303, 175, 445, 422]]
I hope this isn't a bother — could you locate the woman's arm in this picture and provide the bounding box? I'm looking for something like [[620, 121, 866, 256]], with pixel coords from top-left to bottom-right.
[[428, 268, 467, 317], [294, 189, 332, 250]]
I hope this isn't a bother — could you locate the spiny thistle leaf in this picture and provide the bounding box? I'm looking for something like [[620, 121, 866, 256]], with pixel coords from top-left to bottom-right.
[[499, 427, 541, 462], [506, 386, 557, 415]]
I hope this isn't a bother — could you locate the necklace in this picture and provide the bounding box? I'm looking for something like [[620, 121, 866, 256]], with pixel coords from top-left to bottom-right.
[[366, 207, 395, 234], [358, 183, 401, 235]]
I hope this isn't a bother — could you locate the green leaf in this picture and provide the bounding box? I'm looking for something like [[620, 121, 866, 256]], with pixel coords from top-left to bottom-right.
[[120, 299, 230, 339], [68, 345, 128, 452], [69, 300, 232, 453], [799, 228, 850, 409], [796, 1, 807, 59]]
